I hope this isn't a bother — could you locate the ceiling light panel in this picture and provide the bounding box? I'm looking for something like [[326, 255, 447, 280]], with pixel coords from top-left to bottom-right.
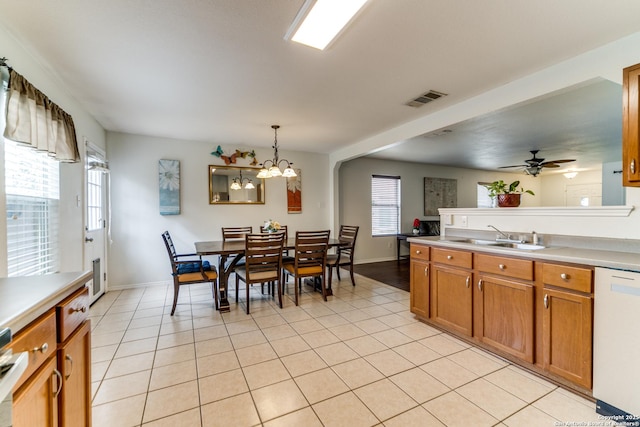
[[287, 0, 369, 50]]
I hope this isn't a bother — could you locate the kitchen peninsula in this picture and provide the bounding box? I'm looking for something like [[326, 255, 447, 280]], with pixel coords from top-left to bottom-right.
[[408, 216, 640, 399]]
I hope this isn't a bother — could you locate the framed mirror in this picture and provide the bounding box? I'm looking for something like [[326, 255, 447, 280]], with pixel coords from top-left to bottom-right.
[[209, 165, 265, 204]]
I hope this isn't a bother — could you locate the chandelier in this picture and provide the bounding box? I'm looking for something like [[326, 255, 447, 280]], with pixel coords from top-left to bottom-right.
[[257, 125, 297, 179], [230, 170, 255, 190]]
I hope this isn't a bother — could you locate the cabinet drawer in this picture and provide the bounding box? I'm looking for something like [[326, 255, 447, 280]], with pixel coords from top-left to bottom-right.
[[410, 244, 430, 261], [432, 247, 472, 269], [476, 253, 533, 281], [542, 263, 592, 293], [57, 286, 90, 343], [9, 310, 57, 392]]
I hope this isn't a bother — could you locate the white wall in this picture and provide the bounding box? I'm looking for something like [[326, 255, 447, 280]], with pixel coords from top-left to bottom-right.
[[0, 22, 106, 277], [339, 157, 539, 263], [539, 169, 602, 206], [107, 132, 330, 289]]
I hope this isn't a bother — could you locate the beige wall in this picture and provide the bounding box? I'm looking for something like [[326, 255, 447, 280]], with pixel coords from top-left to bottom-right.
[[107, 132, 330, 289], [339, 157, 540, 263]]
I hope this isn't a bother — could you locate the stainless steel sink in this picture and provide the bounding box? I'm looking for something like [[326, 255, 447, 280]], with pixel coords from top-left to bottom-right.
[[447, 239, 546, 250]]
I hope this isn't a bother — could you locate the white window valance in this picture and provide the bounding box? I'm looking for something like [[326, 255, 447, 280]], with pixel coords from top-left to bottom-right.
[[3, 69, 80, 162]]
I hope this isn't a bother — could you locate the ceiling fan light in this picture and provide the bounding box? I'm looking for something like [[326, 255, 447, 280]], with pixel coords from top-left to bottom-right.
[[230, 179, 242, 190], [256, 168, 270, 179], [245, 180, 256, 189]]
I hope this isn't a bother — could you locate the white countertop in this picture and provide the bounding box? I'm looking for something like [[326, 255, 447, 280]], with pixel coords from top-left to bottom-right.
[[408, 236, 640, 272], [0, 271, 92, 334]]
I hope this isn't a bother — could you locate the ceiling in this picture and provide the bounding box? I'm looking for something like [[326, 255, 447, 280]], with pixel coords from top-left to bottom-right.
[[367, 79, 623, 173], [1, 1, 640, 168]]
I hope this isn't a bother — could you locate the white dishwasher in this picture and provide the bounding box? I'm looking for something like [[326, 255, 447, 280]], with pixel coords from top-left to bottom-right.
[[593, 267, 640, 419]]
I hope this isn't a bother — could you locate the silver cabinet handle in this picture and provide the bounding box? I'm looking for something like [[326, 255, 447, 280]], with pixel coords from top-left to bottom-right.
[[71, 306, 87, 313], [415, 250, 421, 254], [544, 294, 549, 309], [424, 266, 429, 276], [632, 159, 636, 175], [478, 279, 483, 291], [560, 273, 568, 280], [33, 342, 49, 353], [65, 354, 74, 380], [465, 276, 470, 288], [499, 264, 505, 270], [53, 368, 63, 398], [447, 255, 453, 260]]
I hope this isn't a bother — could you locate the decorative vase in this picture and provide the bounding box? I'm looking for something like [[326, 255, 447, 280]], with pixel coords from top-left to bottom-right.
[[497, 194, 521, 207], [412, 228, 420, 235]]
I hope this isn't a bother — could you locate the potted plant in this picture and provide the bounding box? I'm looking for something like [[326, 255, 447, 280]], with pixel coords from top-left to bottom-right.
[[486, 180, 534, 207]]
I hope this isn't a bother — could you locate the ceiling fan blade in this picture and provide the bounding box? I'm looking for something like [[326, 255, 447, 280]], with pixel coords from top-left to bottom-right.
[[498, 164, 527, 169], [541, 163, 561, 168], [541, 159, 575, 165]]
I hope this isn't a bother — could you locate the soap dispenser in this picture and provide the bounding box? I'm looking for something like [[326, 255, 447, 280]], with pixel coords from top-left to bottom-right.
[[532, 231, 538, 245]]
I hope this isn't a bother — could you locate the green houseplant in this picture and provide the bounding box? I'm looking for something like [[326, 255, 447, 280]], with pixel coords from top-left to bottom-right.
[[486, 180, 534, 207]]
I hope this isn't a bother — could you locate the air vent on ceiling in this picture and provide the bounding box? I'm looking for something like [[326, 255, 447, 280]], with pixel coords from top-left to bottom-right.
[[405, 90, 448, 108]]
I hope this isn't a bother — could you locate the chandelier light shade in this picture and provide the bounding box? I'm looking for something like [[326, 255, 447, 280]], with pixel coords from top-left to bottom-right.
[[257, 125, 297, 179]]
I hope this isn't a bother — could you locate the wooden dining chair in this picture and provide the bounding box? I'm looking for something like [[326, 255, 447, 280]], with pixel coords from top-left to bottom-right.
[[234, 232, 285, 314], [221, 226, 253, 269], [326, 225, 359, 287], [162, 231, 218, 315], [282, 230, 330, 305]]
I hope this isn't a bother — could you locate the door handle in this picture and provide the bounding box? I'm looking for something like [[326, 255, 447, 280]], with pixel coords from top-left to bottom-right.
[[85, 237, 94, 242], [424, 266, 429, 276], [465, 276, 470, 288], [543, 294, 549, 309], [478, 279, 483, 291], [53, 369, 63, 398]]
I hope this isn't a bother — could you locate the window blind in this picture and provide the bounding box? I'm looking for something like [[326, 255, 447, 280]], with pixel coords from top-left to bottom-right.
[[371, 175, 401, 236], [5, 138, 60, 276]]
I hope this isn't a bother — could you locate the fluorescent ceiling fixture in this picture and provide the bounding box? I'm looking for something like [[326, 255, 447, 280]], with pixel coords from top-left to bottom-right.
[[286, 0, 368, 50]]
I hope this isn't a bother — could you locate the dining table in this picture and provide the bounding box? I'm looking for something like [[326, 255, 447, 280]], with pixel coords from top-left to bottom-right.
[[195, 237, 348, 312]]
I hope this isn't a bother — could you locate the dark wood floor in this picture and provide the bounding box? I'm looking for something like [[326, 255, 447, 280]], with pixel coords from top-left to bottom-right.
[[353, 259, 410, 291]]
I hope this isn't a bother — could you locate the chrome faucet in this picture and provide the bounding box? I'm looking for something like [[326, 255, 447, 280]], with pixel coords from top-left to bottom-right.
[[488, 225, 524, 243]]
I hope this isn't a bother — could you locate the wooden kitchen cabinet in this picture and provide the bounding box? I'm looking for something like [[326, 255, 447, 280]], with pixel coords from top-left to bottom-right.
[[12, 355, 60, 427], [431, 264, 473, 336], [410, 244, 430, 318], [57, 320, 91, 427], [474, 253, 534, 362], [9, 282, 91, 426], [623, 62, 640, 186], [541, 263, 593, 389]]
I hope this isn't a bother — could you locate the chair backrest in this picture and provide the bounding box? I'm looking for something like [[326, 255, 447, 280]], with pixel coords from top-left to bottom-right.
[[293, 230, 330, 268], [162, 231, 177, 258], [338, 225, 359, 260], [259, 224, 288, 240], [222, 226, 253, 241], [243, 233, 285, 279], [162, 231, 178, 272]]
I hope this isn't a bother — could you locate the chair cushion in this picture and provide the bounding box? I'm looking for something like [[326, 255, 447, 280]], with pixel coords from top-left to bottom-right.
[[177, 270, 217, 283], [177, 260, 212, 274], [283, 264, 323, 275], [235, 267, 279, 282]]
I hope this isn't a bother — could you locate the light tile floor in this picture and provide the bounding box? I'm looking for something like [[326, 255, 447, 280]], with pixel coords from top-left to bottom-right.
[[89, 273, 601, 427]]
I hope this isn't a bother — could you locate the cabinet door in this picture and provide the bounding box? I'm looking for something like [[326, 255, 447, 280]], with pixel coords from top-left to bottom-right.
[[623, 63, 640, 186], [13, 356, 60, 427], [476, 275, 534, 362], [58, 320, 92, 427], [431, 265, 472, 336], [542, 288, 593, 389], [410, 259, 429, 318]]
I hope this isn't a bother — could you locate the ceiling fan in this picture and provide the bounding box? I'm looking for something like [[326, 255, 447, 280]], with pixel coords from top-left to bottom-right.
[[499, 150, 575, 177]]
